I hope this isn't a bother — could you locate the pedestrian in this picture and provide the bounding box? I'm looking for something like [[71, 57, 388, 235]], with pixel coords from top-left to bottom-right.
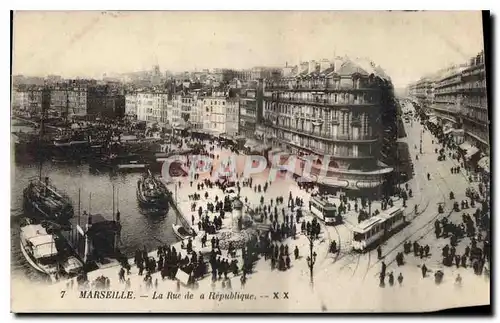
[[388, 272, 394, 287], [377, 246, 382, 259], [240, 273, 247, 288], [379, 272, 386, 288], [421, 264, 427, 278], [455, 274, 462, 286], [397, 273, 403, 286]]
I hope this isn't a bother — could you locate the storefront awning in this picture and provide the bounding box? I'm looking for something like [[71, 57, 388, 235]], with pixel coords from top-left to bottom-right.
[[443, 128, 453, 135], [465, 146, 480, 159], [478, 157, 490, 173], [255, 130, 264, 137], [459, 142, 473, 151], [244, 139, 258, 149]]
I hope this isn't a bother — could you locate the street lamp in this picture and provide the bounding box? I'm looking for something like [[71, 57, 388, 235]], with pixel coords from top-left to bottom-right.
[[305, 231, 317, 288]]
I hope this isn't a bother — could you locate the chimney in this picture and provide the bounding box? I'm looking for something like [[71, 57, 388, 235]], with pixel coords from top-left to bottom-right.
[[319, 59, 331, 73]]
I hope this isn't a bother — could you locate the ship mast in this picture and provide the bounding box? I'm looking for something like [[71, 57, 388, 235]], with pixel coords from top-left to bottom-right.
[[116, 187, 120, 214], [38, 86, 49, 181], [65, 85, 69, 126], [175, 183, 178, 225], [89, 192, 92, 215], [77, 188, 81, 244], [112, 184, 115, 221]]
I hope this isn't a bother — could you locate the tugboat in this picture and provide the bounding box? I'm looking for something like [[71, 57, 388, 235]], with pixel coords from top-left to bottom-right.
[[22, 88, 74, 223], [19, 218, 60, 278], [136, 170, 171, 209], [23, 176, 74, 222], [19, 218, 83, 281]]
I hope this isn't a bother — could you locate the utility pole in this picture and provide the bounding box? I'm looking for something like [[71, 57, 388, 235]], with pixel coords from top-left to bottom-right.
[[306, 230, 317, 289]]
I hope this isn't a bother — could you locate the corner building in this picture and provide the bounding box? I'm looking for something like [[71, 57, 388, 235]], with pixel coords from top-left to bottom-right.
[[263, 57, 394, 196]]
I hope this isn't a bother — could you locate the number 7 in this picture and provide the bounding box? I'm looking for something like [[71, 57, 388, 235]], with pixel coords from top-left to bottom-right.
[[60, 291, 66, 298]]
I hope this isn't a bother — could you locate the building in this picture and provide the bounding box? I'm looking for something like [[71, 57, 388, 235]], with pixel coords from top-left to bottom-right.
[[170, 95, 181, 126], [239, 88, 260, 138], [191, 96, 204, 130], [49, 83, 88, 117], [125, 92, 138, 119], [86, 86, 125, 119], [225, 98, 240, 136], [431, 66, 465, 128], [263, 57, 395, 195], [135, 90, 169, 123], [458, 50, 489, 153], [202, 94, 226, 134], [408, 50, 489, 155], [12, 85, 44, 117], [251, 66, 282, 80], [200, 92, 239, 135], [170, 93, 200, 129], [414, 77, 435, 112]]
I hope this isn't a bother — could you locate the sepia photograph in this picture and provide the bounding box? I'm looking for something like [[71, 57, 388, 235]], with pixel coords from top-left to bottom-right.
[[9, 10, 491, 313]]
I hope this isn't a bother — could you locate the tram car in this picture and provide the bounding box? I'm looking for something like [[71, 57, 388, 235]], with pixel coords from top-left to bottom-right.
[[310, 196, 342, 225], [352, 206, 406, 252]]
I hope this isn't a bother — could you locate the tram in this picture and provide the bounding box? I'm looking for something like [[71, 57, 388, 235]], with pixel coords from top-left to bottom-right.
[[352, 206, 406, 252], [310, 196, 342, 225]]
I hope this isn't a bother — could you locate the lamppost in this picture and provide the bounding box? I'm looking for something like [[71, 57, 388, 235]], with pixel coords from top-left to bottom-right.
[[306, 231, 317, 288]]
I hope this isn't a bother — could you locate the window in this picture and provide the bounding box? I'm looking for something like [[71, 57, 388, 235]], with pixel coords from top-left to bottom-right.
[[342, 112, 349, 134]]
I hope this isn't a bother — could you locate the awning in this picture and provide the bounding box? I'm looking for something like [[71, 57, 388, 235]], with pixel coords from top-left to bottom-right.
[[254, 130, 264, 137], [459, 142, 474, 151], [478, 157, 490, 173], [465, 146, 480, 159], [443, 128, 453, 135]]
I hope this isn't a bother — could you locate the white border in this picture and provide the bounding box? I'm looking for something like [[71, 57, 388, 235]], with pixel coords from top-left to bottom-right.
[[2, 1, 498, 322]]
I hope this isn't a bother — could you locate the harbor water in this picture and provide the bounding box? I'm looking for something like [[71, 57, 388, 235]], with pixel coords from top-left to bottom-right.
[[11, 158, 179, 282]]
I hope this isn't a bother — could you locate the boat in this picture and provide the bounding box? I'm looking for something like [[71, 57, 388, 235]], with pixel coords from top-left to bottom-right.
[[22, 95, 74, 223], [172, 224, 196, 241], [20, 218, 84, 280], [19, 220, 60, 277], [23, 177, 74, 222], [136, 170, 171, 208], [94, 153, 149, 172]]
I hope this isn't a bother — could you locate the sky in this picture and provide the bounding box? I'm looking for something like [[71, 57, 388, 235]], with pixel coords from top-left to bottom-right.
[[12, 11, 485, 88]]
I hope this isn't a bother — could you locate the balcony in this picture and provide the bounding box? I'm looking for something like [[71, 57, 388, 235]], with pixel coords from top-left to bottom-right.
[[461, 65, 485, 78], [264, 96, 378, 107], [280, 139, 375, 160], [458, 83, 487, 92], [265, 83, 380, 92], [463, 102, 487, 110], [270, 122, 378, 143], [460, 112, 489, 127]]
